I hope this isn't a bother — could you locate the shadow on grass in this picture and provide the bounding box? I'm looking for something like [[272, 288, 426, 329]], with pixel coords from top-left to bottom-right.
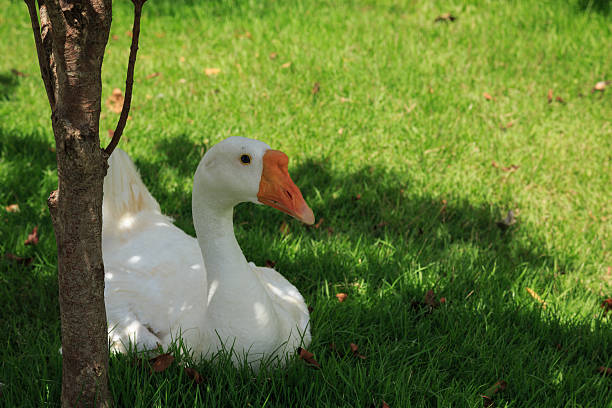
[[1, 130, 610, 406], [0, 71, 20, 101]]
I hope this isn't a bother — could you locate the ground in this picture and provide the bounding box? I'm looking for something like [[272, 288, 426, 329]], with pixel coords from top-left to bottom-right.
[[0, 0, 611, 406]]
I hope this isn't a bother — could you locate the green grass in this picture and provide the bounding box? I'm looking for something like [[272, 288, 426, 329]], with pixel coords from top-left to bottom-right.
[[1, 0, 611, 406]]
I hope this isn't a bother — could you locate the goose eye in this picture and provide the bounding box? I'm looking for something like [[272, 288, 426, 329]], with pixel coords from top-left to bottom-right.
[[240, 154, 252, 165]]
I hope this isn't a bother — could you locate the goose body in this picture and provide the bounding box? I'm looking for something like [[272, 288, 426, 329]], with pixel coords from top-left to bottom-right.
[[102, 137, 314, 367]]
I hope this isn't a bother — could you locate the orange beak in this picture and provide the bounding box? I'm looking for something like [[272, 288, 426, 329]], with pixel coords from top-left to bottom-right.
[[257, 150, 315, 225]]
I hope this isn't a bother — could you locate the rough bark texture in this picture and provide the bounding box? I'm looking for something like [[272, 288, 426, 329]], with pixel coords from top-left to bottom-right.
[[28, 0, 113, 406]]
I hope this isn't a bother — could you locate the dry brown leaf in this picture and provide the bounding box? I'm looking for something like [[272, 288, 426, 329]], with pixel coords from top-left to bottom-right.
[[501, 164, 519, 172], [424, 290, 440, 308], [526, 287, 547, 309], [338, 128, 344, 134], [500, 121, 514, 130], [11, 69, 28, 77], [112, 34, 119, 41], [107, 129, 114, 139], [382, 401, 390, 408], [269, 52, 278, 60], [297, 347, 320, 369], [5, 253, 33, 266], [350, 343, 366, 360], [547, 89, 553, 103], [597, 366, 612, 376], [125, 30, 133, 38], [106, 88, 124, 113], [601, 298, 612, 316], [24, 226, 39, 246], [555, 96, 565, 104], [481, 380, 507, 407], [354, 194, 362, 201], [312, 82, 320, 95], [205, 68, 221, 76], [146, 72, 161, 79], [184, 366, 204, 384], [5, 204, 20, 213], [336, 293, 348, 302], [281, 62, 292, 69], [339, 96, 351, 103], [313, 218, 324, 229], [279, 221, 289, 235], [434, 13, 456, 22], [483, 92, 493, 101], [235, 31, 252, 39], [154, 32, 165, 38], [149, 353, 174, 373], [265, 259, 276, 268], [592, 81, 610, 92]]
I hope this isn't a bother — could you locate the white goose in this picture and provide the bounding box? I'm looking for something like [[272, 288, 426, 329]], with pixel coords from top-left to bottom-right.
[[102, 137, 315, 367]]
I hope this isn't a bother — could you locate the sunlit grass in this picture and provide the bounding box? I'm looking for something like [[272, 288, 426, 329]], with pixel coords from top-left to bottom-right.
[[0, 0, 610, 406]]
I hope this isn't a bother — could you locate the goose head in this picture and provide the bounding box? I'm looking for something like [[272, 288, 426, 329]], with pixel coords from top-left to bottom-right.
[[194, 136, 315, 224]]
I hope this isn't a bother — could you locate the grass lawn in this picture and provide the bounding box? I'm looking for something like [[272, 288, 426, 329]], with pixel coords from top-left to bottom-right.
[[1, 0, 611, 406]]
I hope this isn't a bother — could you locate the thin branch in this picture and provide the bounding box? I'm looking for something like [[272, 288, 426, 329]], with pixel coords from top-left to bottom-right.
[[105, 0, 148, 156], [24, 0, 55, 109]]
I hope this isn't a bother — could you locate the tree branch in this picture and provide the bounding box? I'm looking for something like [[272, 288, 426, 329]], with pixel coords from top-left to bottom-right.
[[24, 0, 55, 109], [105, 0, 148, 156]]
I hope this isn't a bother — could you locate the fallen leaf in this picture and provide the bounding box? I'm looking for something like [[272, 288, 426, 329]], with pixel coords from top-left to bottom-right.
[[179, 56, 186, 63], [297, 347, 320, 369], [106, 88, 124, 113], [4, 253, 33, 266], [434, 13, 456, 22], [500, 121, 514, 130], [339, 96, 351, 103], [424, 290, 440, 308], [350, 343, 366, 360], [313, 218, 324, 229], [354, 194, 362, 201], [597, 366, 612, 376], [525, 287, 547, 309], [11, 69, 28, 77], [312, 82, 320, 95], [501, 164, 519, 172], [269, 52, 278, 60], [184, 367, 204, 384], [112, 34, 119, 40], [125, 30, 133, 38], [146, 72, 161, 79], [154, 32, 165, 38], [24, 226, 39, 246], [601, 298, 612, 316], [265, 259, 276, 268], [336, 293, 348, 302], [592, 81, 610, 92], [382, 401, 390, 408], [481, 380, 507, 407], [338, 128, 344, 134], [555, 96, 565, 104], [205, 68, 221, 76], [374, 221, 388, 230], [547, 89, 553, 103], [440, 297, 446, 304], [236, 31, 252, 39], [281, 62, 292, 69], [279, 221, 289, 235], [107, 129, 114, 139], [149, 353, 174, 373], [483, 92, 493, 101], [5, 204, 20, 213], [491, 160, 500, 169], [496, 210, 516, 231]]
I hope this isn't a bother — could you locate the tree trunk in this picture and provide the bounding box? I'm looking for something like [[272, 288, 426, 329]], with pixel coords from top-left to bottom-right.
[[26, 0, 145, 404], [28, 0, 113, 406]]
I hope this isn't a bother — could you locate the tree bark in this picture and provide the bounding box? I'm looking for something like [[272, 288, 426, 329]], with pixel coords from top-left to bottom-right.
[[27, 0, 112, 406], [26, 0, 146, 404]]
